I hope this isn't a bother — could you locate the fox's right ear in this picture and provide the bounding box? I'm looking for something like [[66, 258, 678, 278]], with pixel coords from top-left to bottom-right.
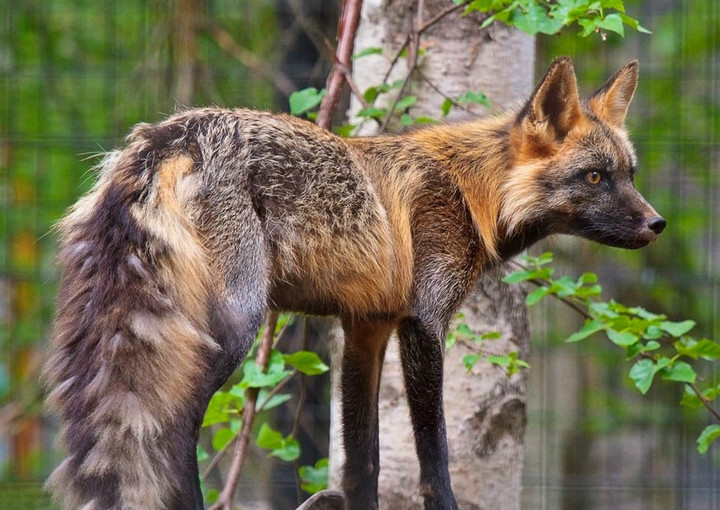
[[519, 57, 582, 142]]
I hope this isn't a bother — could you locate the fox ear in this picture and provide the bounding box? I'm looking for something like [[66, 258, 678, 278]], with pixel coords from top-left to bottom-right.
[[588, 60, 638, 127], [522, 56, 582, 139]]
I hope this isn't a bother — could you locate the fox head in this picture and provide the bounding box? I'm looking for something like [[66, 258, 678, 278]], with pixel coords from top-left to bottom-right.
[[504, 57, 665, 249]]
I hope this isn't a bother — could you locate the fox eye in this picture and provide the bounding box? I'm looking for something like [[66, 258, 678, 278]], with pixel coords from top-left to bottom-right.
[[586, 171, 602, 185]]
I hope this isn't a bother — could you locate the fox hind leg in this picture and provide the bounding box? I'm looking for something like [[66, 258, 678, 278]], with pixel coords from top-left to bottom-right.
[[340, 319, 394, 510]]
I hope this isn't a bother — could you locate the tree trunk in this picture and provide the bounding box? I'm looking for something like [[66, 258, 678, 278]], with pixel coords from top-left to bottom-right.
[[329, 1, 535, 509]]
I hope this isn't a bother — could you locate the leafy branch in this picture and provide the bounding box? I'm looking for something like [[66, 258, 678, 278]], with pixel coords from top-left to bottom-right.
[[503, 252, 720, 454], [202, 313, 331, 507]]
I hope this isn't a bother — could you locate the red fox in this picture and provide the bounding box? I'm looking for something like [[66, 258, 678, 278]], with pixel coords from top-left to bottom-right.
[[43, 57, 663, 510]]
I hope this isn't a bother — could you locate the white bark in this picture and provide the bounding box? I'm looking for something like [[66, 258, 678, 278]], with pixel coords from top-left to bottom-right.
[[330, 2, 535, 509]]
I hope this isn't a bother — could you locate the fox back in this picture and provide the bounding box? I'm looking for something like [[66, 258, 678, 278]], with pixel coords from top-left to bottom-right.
[[43, 58, 663, 510]]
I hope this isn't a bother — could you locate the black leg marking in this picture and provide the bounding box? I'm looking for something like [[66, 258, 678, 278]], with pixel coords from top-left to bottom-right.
[[398, 317, 459, 510], [340, 320, 394, 510]]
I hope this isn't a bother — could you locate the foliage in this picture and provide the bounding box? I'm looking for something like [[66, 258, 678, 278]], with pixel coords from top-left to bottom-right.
[[199, 315, 330, 503], [460, 0, 649, 38], [502, 253, 720, 453]]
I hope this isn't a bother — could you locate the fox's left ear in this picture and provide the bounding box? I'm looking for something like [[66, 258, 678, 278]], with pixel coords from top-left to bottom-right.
[[588, 60, 639, 127]]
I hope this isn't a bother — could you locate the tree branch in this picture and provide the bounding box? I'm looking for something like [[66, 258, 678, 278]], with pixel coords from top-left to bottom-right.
[[316, 0, 364, 130]]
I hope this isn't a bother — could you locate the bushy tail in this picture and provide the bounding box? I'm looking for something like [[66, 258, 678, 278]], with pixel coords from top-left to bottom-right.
[[43, 133, 217, 510]]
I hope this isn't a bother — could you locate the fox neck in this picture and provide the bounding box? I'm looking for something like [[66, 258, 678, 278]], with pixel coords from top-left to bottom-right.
[[409, 112, 547, 263]]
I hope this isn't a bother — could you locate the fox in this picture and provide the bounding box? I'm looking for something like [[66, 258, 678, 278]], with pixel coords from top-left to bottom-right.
[[43, 57, 664, 510]]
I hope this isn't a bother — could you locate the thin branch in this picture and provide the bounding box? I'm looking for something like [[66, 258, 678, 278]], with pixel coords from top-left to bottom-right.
[[381, 0, 468, 85], [291, 319, 312, 504], [378, 69, 415, 133], [414, 67, 479, 116], [316, 0, 364, 130], [209, 311, 279, 510], [378, 0, 424, 133], [457, 337, 510, 359], [689, 382, 720, 422], [338, 64, 370, 109]]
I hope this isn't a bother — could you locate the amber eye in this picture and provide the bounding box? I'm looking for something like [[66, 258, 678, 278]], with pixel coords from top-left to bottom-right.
[[586, 171, 602, 185]]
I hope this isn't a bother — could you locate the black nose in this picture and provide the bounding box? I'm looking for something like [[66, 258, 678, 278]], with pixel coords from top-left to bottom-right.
[[647, 216, 666, 234]]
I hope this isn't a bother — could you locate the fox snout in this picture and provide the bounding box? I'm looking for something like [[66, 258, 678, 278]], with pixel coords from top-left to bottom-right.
[[593, 190, 666, 249]]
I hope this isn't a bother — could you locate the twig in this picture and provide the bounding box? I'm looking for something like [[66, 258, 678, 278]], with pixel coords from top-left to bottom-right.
[[378, 0, 424, 133], [689, 383, 720, 422], [338, 64, 370, 109], [381, 1, 468, 85], [316, 0, 364, 130], [414, 67, 479, 116], [457, 337, 509, 359], [292, 319, 312, 504], [209, 311, 279, 510]]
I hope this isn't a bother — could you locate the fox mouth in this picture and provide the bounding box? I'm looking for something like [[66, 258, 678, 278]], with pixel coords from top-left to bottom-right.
[[585, 227, 663, 250]]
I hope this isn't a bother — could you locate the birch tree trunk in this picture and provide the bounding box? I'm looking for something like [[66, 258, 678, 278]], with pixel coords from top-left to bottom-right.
[[329, 1, 535, 509]]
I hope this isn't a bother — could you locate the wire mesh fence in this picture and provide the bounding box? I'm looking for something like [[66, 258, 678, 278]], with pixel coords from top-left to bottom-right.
[[0, 0, 718, 509]]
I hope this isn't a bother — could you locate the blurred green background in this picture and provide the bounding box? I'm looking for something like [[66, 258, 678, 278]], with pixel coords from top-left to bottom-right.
[[0, 0, 718, 509]]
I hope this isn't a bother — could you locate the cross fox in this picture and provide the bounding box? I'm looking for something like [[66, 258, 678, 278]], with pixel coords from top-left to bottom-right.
[[43, 57, 664, 510]]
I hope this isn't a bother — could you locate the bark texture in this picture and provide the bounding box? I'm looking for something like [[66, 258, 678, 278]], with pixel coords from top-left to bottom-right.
[[329, 1, 535, 509]]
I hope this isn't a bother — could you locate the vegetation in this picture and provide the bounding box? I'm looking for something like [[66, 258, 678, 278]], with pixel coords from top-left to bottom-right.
[[1, 0, 718, 509]]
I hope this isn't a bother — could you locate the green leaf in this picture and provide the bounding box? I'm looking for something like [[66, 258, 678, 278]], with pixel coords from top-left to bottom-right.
[[352, 47, 383, 60], [457, 90, 489, 107], [256, 423, 301, 461], [202, 391, 236, 427], [486, 354, 511, 367], [676, 338, 720, 360], [660, 320, 696, 337], [205, 489, 219, 504], [606, 329, 639, 347], [441, 98, 454, 117], [271, 440, 301, 462], [395, 95, 417, 111], [502, 269, 534, 284], [629, 359, 656, 394], [661, 361, 697, 384], [289, 87, 326, 116], [566, 319, 604, 343], [446, 331, 457, 349], [363, 86, 380, 103], [601, 0, 625, 12], [256, 422, 283, 450], [197, 445, 209, 463], [596, 12, 624, 36], [284, 351, 329, 376], [357, 106, 387, 119], [212, 427, 236, 451], [257, 391, 293, 411], [680, 385, 704, 409], [619, 12, 651, 34], [463, 354, 482, 371], [480, 331, 502, 340], [526, 286, 550, 306], [412, 116, 437, 124], [299, 458, 329, 495], [456, 323, 473, 337], [579, 272, 598, 284], [241, 350, 292, 389], [697, 424, 720, 454], [334, 123, 356, 137]]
